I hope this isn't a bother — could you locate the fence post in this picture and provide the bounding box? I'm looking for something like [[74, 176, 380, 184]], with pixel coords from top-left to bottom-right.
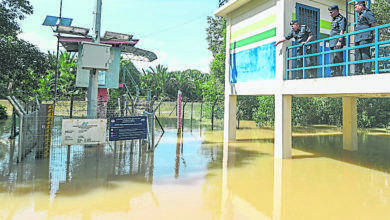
[[375, 28, 379, 74], [322, 41, 325, 77], [18, 115, 23, 162], [190, 102, 193, 128], [200, 102, 203, 122], [346, 36, 350, 76], [70, 96, 74, 119]]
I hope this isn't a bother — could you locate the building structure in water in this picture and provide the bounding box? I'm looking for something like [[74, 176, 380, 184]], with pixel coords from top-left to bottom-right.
[[215, 0, 390, 158]]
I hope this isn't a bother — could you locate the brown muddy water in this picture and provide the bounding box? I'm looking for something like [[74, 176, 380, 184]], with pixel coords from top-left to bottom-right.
[[1, 119, 390, 219]]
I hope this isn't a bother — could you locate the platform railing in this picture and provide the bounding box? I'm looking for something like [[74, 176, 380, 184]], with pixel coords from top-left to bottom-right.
[[286, 23, 390, 80]]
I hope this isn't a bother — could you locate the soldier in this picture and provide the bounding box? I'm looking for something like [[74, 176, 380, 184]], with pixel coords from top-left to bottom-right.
[[354, 1, 377, 75], [329, 4, 347, 77], [274, 19, 314, 79]]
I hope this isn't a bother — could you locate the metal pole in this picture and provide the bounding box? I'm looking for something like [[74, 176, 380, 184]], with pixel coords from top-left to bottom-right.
[[53, 0, 63, 113], [87, 0, 102, 119], [94, 0, 102, 43]]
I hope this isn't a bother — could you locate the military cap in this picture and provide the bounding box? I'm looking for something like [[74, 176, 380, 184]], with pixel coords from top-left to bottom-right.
[[355, 1, 365, 5], [328, 4, 339, 11], [290, 19, 299, 25]]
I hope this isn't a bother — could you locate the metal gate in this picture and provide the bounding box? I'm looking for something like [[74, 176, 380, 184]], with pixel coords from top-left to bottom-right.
[[296, 3, 320, 77]]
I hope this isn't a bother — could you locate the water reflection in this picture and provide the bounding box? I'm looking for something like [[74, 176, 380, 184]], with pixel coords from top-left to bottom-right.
[[1, 120, 390, 219], [293, 133, 390, 172], [0, 124, 221, 197], [218, 126, 390, 219]]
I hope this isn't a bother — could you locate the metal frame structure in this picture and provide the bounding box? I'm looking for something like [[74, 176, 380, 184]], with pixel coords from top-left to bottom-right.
[[219, 0, 229, 7], [286, 23, 390, 79], [296, 3, 320, 40]]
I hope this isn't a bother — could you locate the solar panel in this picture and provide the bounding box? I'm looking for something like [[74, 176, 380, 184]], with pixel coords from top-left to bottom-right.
[[43, 16, 73, 26], [59, 18, 73, 26], [42, 16, 59, 26]]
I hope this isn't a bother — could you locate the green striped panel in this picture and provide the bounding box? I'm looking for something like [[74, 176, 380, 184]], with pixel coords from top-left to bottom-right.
[[320, 20, 331, 30], [231, 14, 276, 40], [320, 33, 330, 39], [230, 28, 276, 50]]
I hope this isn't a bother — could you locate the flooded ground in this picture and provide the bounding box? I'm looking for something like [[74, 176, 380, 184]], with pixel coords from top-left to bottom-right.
[[0, 119, 390, 219]]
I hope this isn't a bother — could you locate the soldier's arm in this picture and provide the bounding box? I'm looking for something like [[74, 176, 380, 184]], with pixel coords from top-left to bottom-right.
[[367, 11, 377, 35], [275, 31, 293, 46], [305, 35, 314, 44], [340, 17, 347, 37], [274, 38, 287, 46]]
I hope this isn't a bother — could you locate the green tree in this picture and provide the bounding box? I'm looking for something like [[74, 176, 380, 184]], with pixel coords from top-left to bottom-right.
[[371, 0, 390, 41], [253, 96, 275, 127], [0, 0, 33, 36], [169, 69, 204, 101], [37, 51, 85, 100], [0, 35, 48, 101], [206, 16, 226, 56], [0, 0, 49, 102], [0, 104, 7, 119], [237, 96, 260, 123], [140, 64, 169, 99], [357, 98, 390, 128], [204, 16, 226, 127], [371, 0, 390, 26], [202, 73, 224, 128]]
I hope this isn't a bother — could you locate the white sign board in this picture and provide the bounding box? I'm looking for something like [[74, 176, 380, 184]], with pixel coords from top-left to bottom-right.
[[61, 119, 107, 145]]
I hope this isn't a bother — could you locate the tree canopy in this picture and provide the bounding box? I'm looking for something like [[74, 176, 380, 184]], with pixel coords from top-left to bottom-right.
[[0, 35, 48, 100], [0, 0, 33, 36], [0, 0, 50, 101]]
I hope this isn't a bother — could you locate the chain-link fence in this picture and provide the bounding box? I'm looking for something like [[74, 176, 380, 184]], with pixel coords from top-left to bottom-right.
[[6, 95, 219, 162]]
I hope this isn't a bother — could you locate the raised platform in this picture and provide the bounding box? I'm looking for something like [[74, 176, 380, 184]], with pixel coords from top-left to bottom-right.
[[228, 73, 390, 98]]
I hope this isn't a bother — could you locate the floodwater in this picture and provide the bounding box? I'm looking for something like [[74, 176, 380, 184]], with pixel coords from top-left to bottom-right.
[[1, 119, 390, 219]]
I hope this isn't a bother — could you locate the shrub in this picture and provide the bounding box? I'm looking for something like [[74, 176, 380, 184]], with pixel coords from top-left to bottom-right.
[[0, 105, 7, 120]]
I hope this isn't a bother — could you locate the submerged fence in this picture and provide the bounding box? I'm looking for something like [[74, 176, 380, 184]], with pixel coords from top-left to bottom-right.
[[7, 95, 211, 162]]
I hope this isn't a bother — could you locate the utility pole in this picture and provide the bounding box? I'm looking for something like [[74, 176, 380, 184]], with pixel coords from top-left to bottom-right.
[[53, 0, 63, 112], [87, 0, 102, 118]]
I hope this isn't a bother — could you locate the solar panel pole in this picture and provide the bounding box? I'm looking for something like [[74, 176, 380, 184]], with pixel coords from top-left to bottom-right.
[[87, 0, 102, 119], [53, 0, 63, 114]]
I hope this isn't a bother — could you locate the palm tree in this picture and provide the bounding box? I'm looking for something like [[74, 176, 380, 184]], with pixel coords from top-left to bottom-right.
[[141, 64, 169, 99]]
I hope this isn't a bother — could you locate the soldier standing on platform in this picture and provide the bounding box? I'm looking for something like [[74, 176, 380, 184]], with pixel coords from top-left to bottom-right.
[[354, 1, 377, 75], [274, 19, 314, 79], [329, 4, 347, 77]]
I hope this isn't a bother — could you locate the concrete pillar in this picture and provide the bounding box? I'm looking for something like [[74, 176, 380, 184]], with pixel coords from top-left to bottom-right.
[[224, 95, 237, 141], [274, 94, 292, 158], [223, 18, 236, 142], [343, 97, 358, 151]]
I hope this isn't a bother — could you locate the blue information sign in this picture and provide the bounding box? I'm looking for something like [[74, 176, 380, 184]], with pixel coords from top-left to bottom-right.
[[109, 116, 147, 141]]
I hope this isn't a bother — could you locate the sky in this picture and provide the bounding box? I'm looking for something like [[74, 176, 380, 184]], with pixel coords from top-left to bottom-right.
[[19, 0, 219, 73]]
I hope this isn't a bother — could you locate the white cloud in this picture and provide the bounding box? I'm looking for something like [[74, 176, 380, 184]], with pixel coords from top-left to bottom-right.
[[18, 31, 57, 53], [132, 49, 211, 74]]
